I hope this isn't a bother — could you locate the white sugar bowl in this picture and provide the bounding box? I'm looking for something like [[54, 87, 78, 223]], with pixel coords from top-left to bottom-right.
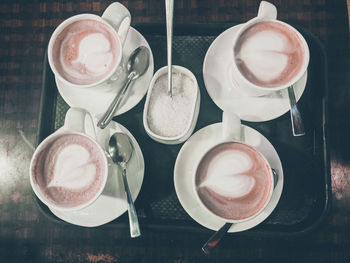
[[143, 65, 200, 145]]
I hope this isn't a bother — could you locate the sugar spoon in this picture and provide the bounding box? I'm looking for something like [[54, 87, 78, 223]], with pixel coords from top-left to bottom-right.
[[165, 0, 174, 97]]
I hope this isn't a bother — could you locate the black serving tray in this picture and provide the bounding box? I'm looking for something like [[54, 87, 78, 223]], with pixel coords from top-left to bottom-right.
[[36, 23, 330, 236]]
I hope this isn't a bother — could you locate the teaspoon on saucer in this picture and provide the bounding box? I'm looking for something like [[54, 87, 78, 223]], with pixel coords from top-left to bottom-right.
[[202, 222, 232, 255], [201, 169, 279, 254], [108, 132, 141, 238], [288, 85, 305, 136], [98, 46, 150, 129]]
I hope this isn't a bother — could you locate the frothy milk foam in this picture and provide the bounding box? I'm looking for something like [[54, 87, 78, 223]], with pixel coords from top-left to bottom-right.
[[234, 21, 305, 88], [52, 19, 120, 85], [195, 142, 272, 220], [32, 134, 106, 208]]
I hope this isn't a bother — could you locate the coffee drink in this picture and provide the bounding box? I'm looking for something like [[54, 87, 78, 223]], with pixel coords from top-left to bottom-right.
[[31, 133, 107, 208], [52, 19, 120, 85], [234, 21, 305, 88], [195, 142, 272, 221]]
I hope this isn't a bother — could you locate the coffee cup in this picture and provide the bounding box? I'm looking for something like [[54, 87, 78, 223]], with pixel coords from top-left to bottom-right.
[[231, 1, 309, 96], [48, 2, 131, 91], [30, 108, 108, 211], [193, 111, 275, 223]]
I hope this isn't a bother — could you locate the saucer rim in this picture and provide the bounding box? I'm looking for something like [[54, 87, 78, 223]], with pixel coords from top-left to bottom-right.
[[55, 26, 154, 117], [202, 24, 307, 122], [48, 121, 145, 227], [174, 123, 284, 233]]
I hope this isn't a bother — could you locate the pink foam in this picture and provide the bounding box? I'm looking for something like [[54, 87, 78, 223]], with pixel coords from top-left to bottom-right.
[[195, 142, 272, 220], [234, 21, 305, 88], [52, 19, 120, 85], [32, 134, 106, 208]]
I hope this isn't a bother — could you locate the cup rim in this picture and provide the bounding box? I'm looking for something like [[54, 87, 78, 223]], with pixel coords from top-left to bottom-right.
[[232, 17, 310, 92], [29, 131, 108, 212], [143, 65, 200, 142], [47, 13, 122, 89], [192, 140, 274, 224]]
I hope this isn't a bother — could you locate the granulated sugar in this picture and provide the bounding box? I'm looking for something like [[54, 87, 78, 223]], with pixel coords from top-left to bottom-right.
[[147, 71, 197, 137]]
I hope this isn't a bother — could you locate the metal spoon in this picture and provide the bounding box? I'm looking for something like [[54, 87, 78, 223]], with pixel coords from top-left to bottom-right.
[[202, 222, 232, 255], [201, 169, 279, 254], [288, 85, 305, 136], [98, 46, 150, 129], [108, 132, 141, 238], [165, 0, 174, 97]]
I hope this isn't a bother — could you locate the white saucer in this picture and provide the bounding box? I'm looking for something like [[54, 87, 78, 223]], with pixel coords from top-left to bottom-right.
[[49, 121, 145, 227], [174, 123, 283, 232], [203, 24, 307, 122], [56, 27, 154, 118]]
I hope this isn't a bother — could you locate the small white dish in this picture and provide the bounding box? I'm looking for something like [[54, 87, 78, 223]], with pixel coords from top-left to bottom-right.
[[143, 65, 200, 145], [203, 24, 307, 122], [49, 121, 144, 227], [56, 27, 154, 119], [174, 123, 283, 232]]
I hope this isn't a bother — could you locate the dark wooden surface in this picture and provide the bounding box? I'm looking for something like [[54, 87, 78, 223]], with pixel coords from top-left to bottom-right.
[[1, 0, 350, 262]]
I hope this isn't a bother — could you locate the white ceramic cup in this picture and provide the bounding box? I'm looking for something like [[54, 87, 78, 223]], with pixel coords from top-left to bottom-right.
[[48, 2, 131, 90], [29, 108, 108, 211], [231, 1, 310, 97], [192, 111, 275, 223]]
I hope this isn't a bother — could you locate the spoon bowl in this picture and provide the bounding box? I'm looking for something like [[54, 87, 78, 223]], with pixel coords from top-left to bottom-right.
[[127, 46, 150, 80], [108, 133, 132, 165]]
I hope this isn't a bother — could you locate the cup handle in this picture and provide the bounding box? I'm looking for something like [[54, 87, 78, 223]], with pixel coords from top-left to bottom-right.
[[257, 1, 277, 20], [222, 111, 241, 142], [102, 2, 131, 46], [64, 108, 97, 140]]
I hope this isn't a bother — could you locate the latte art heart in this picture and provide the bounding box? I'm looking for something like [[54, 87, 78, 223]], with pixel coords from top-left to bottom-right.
[[32, 134, 106, 208], [52, 19, 120, 85], [236, 30, 289, 82], [200, 174, 256, 199], [66, 33, 114, 78], [47, 144, 96, 189], [234, 21, 305, 88], [195, 142, 272, 221], [198, 150, 256, 198]]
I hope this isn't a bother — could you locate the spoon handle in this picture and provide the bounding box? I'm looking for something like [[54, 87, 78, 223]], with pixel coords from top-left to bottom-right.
[[288, 85, 305, 136], [122, 167, 141, 238], [97, 75, 134, 129], [202, 223, 232, 255], [165, 0, 174, 96]]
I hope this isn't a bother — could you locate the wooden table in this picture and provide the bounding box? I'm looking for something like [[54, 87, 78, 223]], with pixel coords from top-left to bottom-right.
[[1, 0, 350, 262]]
